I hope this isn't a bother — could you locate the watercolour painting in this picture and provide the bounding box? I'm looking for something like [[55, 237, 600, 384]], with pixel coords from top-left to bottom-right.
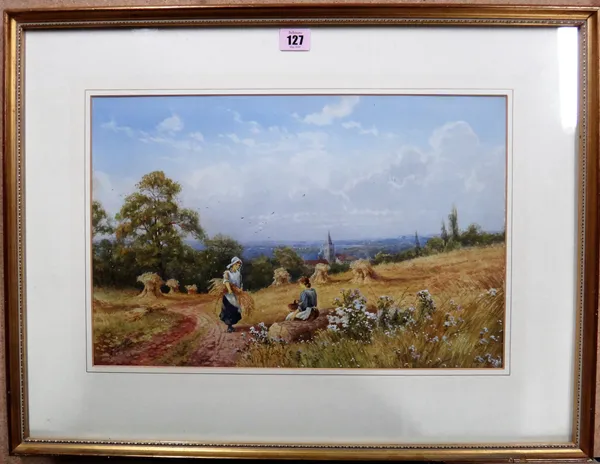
[[90, 94, 507, 369]]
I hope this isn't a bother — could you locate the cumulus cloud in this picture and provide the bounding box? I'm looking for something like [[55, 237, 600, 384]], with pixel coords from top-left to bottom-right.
[[189, 131, 205, 142], [139, 132, 202, 153], [224, 133, 256, 147], [342, 120, 379, 136], [230, 110, 261, 134], [174, 120, 505, 241], [104, 114, 204, 155], [156, 114, 183, 134], [297, 96, 360, 126], [101, 120, 134, 137], [95, 109, 505, 242]]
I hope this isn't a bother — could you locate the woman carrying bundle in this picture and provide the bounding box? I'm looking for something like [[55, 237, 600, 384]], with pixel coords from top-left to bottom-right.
[[220, 256, 244, 332]]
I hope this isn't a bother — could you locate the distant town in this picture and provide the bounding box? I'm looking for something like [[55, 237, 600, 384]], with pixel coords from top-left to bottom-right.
[[186, 232, 433, 265]]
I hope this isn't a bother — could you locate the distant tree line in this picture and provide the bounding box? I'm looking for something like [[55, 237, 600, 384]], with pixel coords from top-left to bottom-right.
[[373, 205, 505, 265], [92, 171, 314, 292]]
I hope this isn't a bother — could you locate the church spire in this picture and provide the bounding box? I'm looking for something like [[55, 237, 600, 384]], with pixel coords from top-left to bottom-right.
[[325, 231, 335, 264]]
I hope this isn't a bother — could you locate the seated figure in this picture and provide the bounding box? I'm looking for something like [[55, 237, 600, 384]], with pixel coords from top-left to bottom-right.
[[286, 276, 319, 321]]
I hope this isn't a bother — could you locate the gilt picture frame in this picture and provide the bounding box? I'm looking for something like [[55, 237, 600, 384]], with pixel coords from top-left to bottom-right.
[[3, 3, 600, 461]]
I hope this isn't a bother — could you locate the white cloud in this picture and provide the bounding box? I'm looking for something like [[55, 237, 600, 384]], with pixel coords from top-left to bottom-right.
[[99, 116, 504, 242], [225, 133, 256, 147], [342, 120, 379, 136], [299, 96, 360, 126], [199, 120, 502, 240], [464, 170, 486, 193], [342, 121, 504, 235], [189, 131, 205, 142], [429, 120, 476, 152], [102, 114, 204, 157], [297, 131, 328, 149], [156, 114, 183, 134], [101, 119, 134, 137], [268, 125, 288, 134], [361, 127, 379, 136], [136, 116, 205, 155], [212, 142, 235, 154], [139, 132, 202, 153], [230, 110, 261, 134], [342, 121, 361, 130]]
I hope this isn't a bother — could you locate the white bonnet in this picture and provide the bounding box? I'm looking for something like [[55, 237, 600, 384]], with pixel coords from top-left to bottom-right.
[[226, 256, 242, 269]]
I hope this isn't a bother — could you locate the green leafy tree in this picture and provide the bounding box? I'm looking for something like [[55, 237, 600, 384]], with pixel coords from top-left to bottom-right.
[[445, 237, 461, 252], [115, 171, 205, 277], [329, 262, 350, 274], [92, 239, 140, 288], [373, 251, 393, 265], [244, 256, 276, 291], [165, 244, 205, 289], [273, 246, 308, 279], [91, 201, 125, 286], [199, 234, 244, 281], [396, 248, 417, 262], [461, 223, 483, 247], [424, 236, 445, 254], [448, 205, 460, 241], [92, 239, 116, 286], [92, 200, 114, 236]]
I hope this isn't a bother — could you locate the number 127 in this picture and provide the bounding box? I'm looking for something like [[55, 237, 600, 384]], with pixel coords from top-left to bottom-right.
[[287, 34, 304, 46]]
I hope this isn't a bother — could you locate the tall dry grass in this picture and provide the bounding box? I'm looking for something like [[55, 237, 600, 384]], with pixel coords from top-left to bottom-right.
[[238, 245, 506, 369], [243, 245, 504, 325]]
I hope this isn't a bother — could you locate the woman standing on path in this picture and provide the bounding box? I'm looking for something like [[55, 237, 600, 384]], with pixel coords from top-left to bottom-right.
[[220, 257, 244, 332]]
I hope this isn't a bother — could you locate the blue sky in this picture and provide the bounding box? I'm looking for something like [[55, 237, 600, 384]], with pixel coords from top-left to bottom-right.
[[92, 94, 506, 242]]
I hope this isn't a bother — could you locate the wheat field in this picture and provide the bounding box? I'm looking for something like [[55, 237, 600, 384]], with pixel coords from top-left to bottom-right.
[[245, 245, 505, 323], [238, 245, 506, 369], [92, 245, 505, 369]]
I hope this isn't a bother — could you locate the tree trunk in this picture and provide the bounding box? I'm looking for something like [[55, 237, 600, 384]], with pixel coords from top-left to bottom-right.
[[268, 309, 331, 343]]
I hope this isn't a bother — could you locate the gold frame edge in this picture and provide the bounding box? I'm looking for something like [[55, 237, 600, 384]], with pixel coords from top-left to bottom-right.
[[3, 4, 600, 461]]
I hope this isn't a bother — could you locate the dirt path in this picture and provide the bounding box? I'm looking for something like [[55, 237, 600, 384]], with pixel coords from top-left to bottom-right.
[[168, 299, 251, 367], [95, 314, 198, 366]]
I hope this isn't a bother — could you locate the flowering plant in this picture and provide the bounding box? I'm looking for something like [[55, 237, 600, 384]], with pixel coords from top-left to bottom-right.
[[416, 289, 436, 321], [245, 322, 270, 344], [474, 353, 502, 368], [376, 296, 416, 329], [327, 289, 377, 342]]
